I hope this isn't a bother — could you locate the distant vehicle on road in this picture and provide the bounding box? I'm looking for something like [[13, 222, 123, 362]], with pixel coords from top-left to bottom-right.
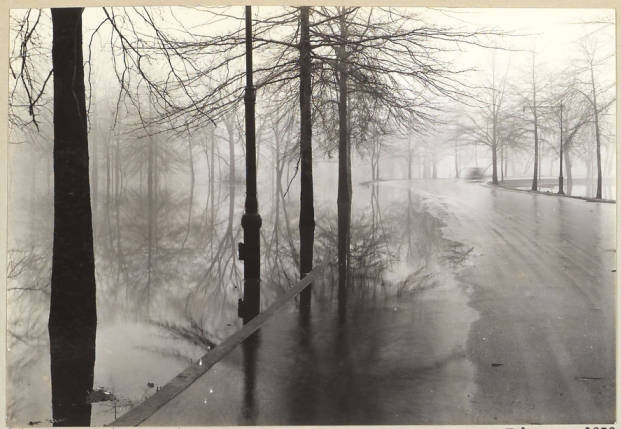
[[463, 167, 486, 182]]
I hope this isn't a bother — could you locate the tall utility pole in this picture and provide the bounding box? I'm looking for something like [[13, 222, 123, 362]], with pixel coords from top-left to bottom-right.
[[238, 5, 262, 325], [558, 102, 564, 195]]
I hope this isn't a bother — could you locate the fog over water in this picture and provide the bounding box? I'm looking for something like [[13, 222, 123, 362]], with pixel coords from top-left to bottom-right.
[[7, 6, 615, 426]]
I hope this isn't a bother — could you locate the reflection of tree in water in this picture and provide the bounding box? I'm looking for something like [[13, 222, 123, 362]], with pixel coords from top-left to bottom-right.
[[6, 248, 52, 423], [139, 319, 217, 366], [315, 208, 397, 290]]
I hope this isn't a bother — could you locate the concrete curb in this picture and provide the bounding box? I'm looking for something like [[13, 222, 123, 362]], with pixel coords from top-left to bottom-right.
[[487, 182, 616, 204]]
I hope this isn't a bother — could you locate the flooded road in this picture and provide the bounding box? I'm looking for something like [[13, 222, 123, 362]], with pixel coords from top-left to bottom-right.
[[132, 179, 615, 425], [8, 176, 615, 425], [387, 179, 616, 423]]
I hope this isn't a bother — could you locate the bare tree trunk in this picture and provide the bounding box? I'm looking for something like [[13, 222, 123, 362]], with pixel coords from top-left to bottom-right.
[[590, 64, 603, 199], [29, 147, 37, 244], [209, 127, 215, 248], [491, 140, 498, 184], [226, 119, 236, 185], [336, 11, 351, 302], [105, 132, 112, 252], [500, 142, 504, 182], [454, 140, 459, 178], [182, 130, 195, 248], [152, 137, 159, 255], [565, 145, 573, 195], [299, 6, 314, 309], [49, 8, 96, 426], [531, 54, 539, 191], [146, 132, 154, 318], [408, 136, 413, 180], [114, 136, 122, 298]]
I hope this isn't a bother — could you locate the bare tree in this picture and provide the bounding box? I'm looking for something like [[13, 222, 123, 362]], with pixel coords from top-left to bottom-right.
[[461, 60, 508, 184], [48, 7, 97, 426], [575, 37, 614, 199], [298, 6, 314, 308]]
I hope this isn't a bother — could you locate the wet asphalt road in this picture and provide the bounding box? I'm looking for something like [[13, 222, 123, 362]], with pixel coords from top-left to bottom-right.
[[133, 179, 615, 426], [425, 180, 616, 424]]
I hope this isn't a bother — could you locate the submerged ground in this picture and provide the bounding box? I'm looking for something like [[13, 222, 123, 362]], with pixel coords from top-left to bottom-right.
[[7, 178, 616, 425]]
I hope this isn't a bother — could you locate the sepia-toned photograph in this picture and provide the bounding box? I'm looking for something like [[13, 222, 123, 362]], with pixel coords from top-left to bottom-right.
[[5, 4, 616, 427]]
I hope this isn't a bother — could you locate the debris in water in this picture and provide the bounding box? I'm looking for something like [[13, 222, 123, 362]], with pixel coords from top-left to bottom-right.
[[87, 387, 116, 403], [576, 376, 602, 381], [491, 363, 503, 367]]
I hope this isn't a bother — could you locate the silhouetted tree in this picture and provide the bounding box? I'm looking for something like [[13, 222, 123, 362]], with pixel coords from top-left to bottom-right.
[[48, 7, 97, 426]]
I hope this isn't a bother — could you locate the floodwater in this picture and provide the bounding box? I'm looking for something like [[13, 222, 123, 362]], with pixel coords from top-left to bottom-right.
[[139, 187, 480, 425], [7, 167, 615, 424], [8, 153, 477, 426]]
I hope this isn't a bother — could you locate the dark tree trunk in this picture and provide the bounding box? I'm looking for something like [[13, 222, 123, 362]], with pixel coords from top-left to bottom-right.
[[491, 141, 498, 184], [500, 141, 504, 182], [299, 6, 314, 309], [590, 65, 603, 199], [531, 57, 539, 191], [565, 145, 573, 195], [336, 13, 351, 302], [49, 8, 96, 426]]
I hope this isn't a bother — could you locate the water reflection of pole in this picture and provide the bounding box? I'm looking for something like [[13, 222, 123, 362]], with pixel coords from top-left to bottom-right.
[[241, 332, 259, 424], [239, 5, 262, 325]]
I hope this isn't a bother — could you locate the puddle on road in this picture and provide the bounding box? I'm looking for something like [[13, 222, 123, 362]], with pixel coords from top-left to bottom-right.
[[358, 182, 481, 422]]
